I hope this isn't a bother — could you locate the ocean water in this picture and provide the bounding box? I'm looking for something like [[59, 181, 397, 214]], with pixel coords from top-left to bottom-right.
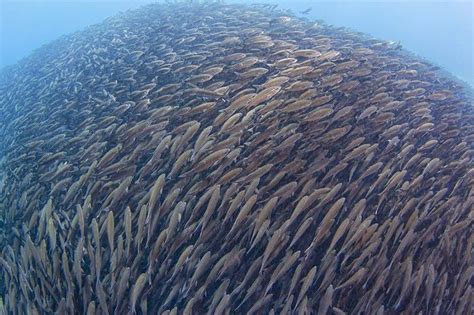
[[1, 2, 474, 314], [1, 0, 473, 87]]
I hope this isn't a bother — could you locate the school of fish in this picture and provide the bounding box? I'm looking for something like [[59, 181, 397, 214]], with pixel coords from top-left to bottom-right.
[[0, 2, 473, 314]]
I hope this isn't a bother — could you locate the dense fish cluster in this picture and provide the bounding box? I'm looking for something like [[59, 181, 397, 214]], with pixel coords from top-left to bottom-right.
[[0, 3, 473, 314]]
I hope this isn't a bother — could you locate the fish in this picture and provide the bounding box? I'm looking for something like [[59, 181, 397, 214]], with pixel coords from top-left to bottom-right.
[[296, 266, 318, 308], [248, 86, 282, 107], [97, 144, 123, 169], [130, 273, 147, 314], [312, 197, 345, 246], [319, 285, 334, 315], [200, 187, 220, 233], [0, 2, 471, 314], [335, 268, 367, 291], [106, 211, 115, 254], [304, 106, 334, 122], [289, 217, 313, 248], [282, 99, 313, 113], [227, 194, 257, 238]]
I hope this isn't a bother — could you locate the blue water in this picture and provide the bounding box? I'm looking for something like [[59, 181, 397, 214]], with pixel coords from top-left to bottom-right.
[[1, 0, 473, 87], [0, 1, 150, 67]]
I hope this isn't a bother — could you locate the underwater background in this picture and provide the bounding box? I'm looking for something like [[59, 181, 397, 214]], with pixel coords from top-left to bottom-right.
[[1, 1, 473, 314], [1, 0, 473, 87]]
